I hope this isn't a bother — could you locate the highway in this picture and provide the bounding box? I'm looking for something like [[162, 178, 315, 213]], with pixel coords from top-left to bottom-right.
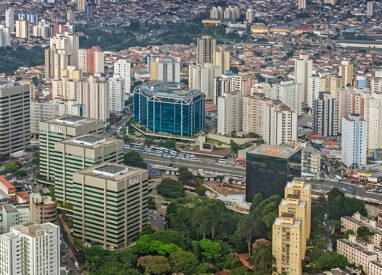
[[142, 152, 246, 177], [310, 179, 382, 204]]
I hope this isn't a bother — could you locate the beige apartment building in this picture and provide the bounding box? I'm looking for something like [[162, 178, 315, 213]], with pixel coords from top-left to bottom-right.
[[242, 94, 269, 136], [215, 46, 230, 72], [72, 163, 148, 250], [341, 212, 382, 249], [273, 178, 312, 275], [272, 216, 303, 275], [30, 193, 57, 224], [39, 115, 104, 182], [54, 135, 124, 204], [337, 234, 382, 275]]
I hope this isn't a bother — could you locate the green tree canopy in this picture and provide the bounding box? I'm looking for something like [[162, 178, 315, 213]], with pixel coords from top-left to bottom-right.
[[357, 226, 374, 241], [238, 214, 257, 255], [145, 256, 171, 275], [199, 239, 222, 261], [124, 151, 147, 169], [163, 139, 176, 149], [250, 242, 275, 274], [157, 178, 184, 199], [178, 167, 194, 182], [5, 161, 20, 172], [169, 250, 199, 275]]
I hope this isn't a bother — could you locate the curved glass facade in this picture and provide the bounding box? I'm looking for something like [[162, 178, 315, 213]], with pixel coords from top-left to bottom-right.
[[134, 83, 205, 136]]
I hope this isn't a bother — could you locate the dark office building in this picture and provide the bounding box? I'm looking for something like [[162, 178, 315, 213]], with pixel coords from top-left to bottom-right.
[[245, 144, 301, 201]]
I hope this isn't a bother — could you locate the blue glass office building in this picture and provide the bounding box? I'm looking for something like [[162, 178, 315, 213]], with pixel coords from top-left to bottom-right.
[[134, 82, 205, 136]]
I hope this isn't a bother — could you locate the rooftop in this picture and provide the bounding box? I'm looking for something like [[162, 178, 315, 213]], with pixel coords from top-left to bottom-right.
[[77, 163, 145, 181], [136, 82, 204, 99], [73, 135, 106, 146], [248, 144, 299, 159], [56, 115, 87, 125]]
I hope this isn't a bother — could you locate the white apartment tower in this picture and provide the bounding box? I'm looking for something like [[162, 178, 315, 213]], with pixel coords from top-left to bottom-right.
[[341, 114, 367, 168], [108, 76, 125, 114], [5, 8, 14, 33], [0, 222, 60, 275], [272, 80, 303, 115], [0, 25, 11, 47], [217, 91, 243, 136], [214, 72, 235, 104], [294, 55, 313, 104], [307, 75, 321, 108], [114, 59, 131, 96], [263, 102, 298, 146], [189, 63, 221, 100]]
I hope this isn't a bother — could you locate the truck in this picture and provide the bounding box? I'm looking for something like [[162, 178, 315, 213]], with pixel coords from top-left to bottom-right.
[[335, 175, 343, 182]]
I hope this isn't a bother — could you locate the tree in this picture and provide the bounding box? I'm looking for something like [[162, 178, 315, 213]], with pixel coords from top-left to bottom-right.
[[230, 140, 240, 154], [250, 243, 275, 274], [309, 252, 348, 272], [199, 239, 222, 261], [357, 226, 373, 241], [192, 200, 227, 239], [15, 170, 27, 178], [238, 215, 256, 255], [196, 263, 217, 274], [178, 167, 194, 182], [5, 161, 20, 172], [344, 229, 355, 238], [157, 178, 184, 199], [124, 151, 147, 169], [169, 250, 199, 275], [195, 186, 207, 196], [163, 139, 176, 149], [145, 256, 171, 275]]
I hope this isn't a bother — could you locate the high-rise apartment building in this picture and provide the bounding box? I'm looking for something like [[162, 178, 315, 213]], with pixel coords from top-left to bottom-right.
[[367, 1, 374, 17], [72, 163, 148, 250], [114, 59, 131, 96], [54, 135, 124, 204], [313, 92, 339, 136], [233, 72, 255, 96], [77, 46, 104, 74], [263, 102, 298, 146], [245, 8, 255, 23], [15, 17, 29, 40], [150, 57, 180, 83], [223, 6, 240, 20], [273, 178, 312, 275], [48, 32, 79, 79], [339, 60, 354, 88], [242, 94, 270, 136], [294, 55, 313, 104], [307, 75, 321, 108], [29, 194, 57, 224], [0, 82, 30, 159], [189, 63, 221, 100], [87, 75, 109, 122], [341, 114, 367, 168], [108, 76, 125, 114], [39, 115, 104, 182], [301, 147, 321, 178], [217, 91, 243, 135], [0, 25, 11, 47], [246, 144, 301, 201], [271, 80, 303, 115], [298, 0, 307, 9], [197, 35, 216, 64], [370, 70, 382, 94], [3, 204, 30, 233], [215, 46, 230, 73], [213, 71, 235, 104], [210, 6, 223, 19], [284, 178, 312, 239], [5, 8, 14, 33], [0, 222, 60, 275]]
